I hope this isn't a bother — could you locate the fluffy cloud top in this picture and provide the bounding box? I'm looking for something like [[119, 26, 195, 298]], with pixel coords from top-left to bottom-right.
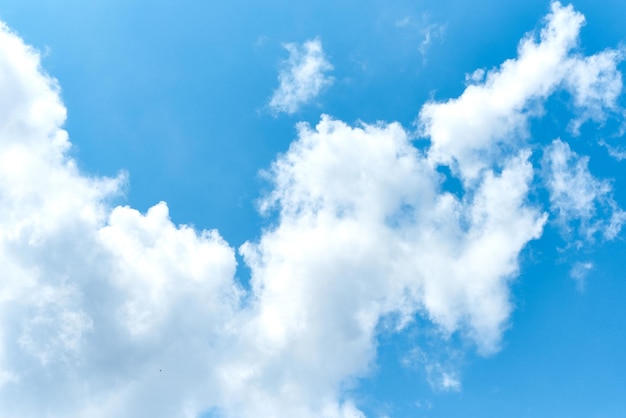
[[0, 2, 624, 417], [268, 38, 334, 114], [419, 2, 623, 183]]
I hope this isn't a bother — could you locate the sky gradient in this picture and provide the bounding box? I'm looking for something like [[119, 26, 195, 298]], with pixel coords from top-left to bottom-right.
[[0, 1, 625, 417]]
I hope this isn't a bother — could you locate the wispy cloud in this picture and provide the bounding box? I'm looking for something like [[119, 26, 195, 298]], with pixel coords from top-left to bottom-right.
[[268, 38, 333, 115], [401, 347, 461, 392], [599, 139, 626, 160], [570, 261, 594, 292], [542, 139, 625, 241], [394, 14, 446, 57], [419, 23, 446, 55]]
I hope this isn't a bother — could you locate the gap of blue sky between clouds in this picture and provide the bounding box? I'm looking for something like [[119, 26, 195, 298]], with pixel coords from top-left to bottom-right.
[[0, 2, 624, 417]]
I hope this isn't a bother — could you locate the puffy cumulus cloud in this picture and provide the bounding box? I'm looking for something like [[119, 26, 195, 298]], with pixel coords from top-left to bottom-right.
[[243, 117, 544, 362], [1, 2, 625, 418], [419, 2, 623, 183], [99, 203, 238, 337], [0, 22, 240, 418], [268, 38, 334, 115], [229, 117, 543, 413], [542, 139, 625, 241]]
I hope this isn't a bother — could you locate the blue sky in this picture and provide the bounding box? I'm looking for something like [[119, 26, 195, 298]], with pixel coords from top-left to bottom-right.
[[0, 1, 625, 417]]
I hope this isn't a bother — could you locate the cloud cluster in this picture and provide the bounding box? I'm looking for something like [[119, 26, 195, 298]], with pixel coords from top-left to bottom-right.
[[0, 2, 624, 417], [268, 38, 334, 114]]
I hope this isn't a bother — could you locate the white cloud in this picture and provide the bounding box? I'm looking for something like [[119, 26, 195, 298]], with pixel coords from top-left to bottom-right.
[[419, 2, 623, 183], [244, 116, 544, 364], [0, 22, 240, 418], [542, 139, 625, 241], [268, 38, 334, 114], [565, 48, 624, 134], [0, 2, 624, 417]]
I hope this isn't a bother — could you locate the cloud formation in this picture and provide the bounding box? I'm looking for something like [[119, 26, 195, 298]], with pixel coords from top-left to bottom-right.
[[0, 22, 240, 417], [542, 139, 625, 241], [268, 38, 334, 114], [0, 2, 624, 417], [419, 2, 623, 183]]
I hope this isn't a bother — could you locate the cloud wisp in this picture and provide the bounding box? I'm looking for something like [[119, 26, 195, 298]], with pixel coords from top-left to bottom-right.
[[570, 261, 594, 292], [0, 2, 624, 418], [542, 139, 625, 242], [268, 38, 334, 115]]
